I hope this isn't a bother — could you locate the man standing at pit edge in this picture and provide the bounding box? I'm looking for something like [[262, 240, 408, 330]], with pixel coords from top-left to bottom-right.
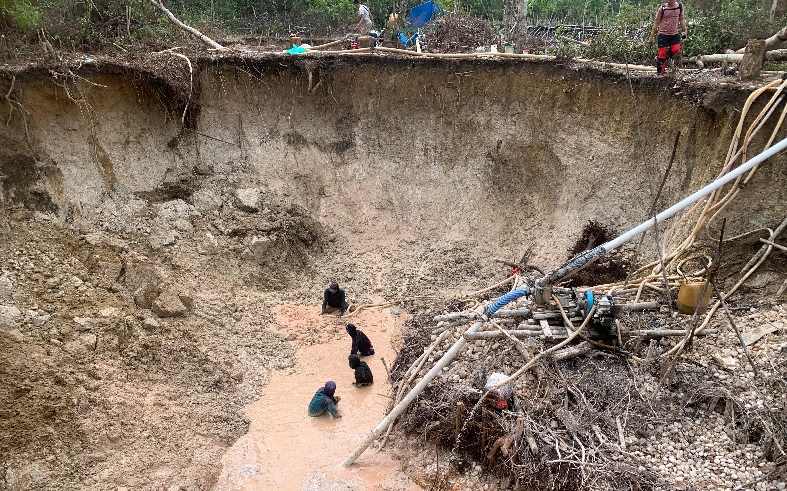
[[354, 0, 373, 33], [647, 0, 688, 75]]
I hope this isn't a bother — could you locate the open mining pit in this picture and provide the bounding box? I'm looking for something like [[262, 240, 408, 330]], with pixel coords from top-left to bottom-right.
[[0, 54, 785, 491]]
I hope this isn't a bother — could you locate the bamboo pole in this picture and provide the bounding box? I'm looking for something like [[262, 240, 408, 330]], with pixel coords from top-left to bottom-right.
[[341, 318, 486, 467]]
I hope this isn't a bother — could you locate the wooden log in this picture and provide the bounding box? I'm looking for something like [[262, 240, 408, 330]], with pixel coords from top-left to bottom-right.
[[616, 417, 626, 449], [692, 49, 787, 65], [454, 401, 465, 441], [464, 328, 718, 340], [515, 323, 544, 331], [533, 311, 579, 320], [433, 308, 531, 322], [308, 39, 344, 51], [148, 0, 225, 50], [741, 39, 766, 79], [540, 319, 552, 339], [559, 35, 590, 46], [621, 301, 660, 311], [734, 26, 787, 53], [552, 341, 593, 361]]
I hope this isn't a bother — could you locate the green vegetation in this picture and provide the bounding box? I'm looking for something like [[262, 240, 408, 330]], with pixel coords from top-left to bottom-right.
[[0, 0, 40, 30], [0, 0, 782, 63]]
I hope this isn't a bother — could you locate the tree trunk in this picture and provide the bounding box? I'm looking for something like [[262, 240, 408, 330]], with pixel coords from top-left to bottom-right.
[[735, 25, 787, 53], [692, 48, 787, 65], [148, 0, 225, 50], [740, 39, 766, 79], [772, 0, 787, 20], [509, 0, 527, 47]]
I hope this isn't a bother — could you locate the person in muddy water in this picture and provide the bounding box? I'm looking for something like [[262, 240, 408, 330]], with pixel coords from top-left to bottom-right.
[[348, 354, 374, 386], [346, 323, 375, 357], [321, 281, 350, 316], [308, 381, 342, 418], [647, 0, 688, 75]]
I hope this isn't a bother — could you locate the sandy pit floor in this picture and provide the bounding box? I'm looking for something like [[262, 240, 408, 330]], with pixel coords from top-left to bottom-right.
[[211, 304, 422, 491]]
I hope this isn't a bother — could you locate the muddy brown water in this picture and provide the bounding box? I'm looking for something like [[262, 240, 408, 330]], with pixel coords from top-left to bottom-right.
[[212, 305, 422, 491]]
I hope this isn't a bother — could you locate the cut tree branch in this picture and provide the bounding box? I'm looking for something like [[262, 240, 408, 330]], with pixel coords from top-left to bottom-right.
[[735, 26, 787, 53], [148, 0, 226, 50]]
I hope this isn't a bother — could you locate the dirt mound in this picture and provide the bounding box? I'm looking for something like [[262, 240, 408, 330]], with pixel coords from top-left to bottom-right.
[[563, 220, 633, 287], [431, 16, 497, 52]]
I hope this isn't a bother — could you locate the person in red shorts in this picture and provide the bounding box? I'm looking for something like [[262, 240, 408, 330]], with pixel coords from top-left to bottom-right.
[[647, 0, 688, 75]]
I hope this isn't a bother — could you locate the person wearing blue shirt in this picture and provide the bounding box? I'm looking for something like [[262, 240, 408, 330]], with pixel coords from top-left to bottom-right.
[[308, 381, 342, 418]]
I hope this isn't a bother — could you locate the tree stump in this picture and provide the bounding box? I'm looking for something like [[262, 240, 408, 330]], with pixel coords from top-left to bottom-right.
[[740, 39, 766, 79]]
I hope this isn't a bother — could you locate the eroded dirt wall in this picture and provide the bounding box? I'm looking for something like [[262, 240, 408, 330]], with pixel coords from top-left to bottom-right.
[[1, 74, 182, 219], [3, 59, 786, 265], [1, 56, 786, 491], [191, 59, 785, 264]]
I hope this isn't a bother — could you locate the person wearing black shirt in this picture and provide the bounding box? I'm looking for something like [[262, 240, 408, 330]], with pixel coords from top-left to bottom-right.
[[348, 354, 374, 386], [321, 281, 349, 316], [346, 323, 374, 356]]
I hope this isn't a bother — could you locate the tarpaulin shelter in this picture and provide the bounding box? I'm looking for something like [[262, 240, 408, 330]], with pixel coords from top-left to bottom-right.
[[407, 1, 443, 29]]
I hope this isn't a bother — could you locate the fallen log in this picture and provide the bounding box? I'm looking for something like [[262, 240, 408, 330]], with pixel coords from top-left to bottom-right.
[[148, 0, 225, 50], [621, 301, 660, 311], [464, 328, 719, 340], [308, 39, 344, 51], [434, 308, 532, 322], [734, 26, 787, 53], [553, 341, 593, 361], [691, 49, 787, 65]]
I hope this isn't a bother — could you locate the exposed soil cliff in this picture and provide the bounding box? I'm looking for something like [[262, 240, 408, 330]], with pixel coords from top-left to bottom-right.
[[0, 53, 785, 490]]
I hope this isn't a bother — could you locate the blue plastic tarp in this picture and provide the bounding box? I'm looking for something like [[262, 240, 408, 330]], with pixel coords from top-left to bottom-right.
[[408, 1, 442, 29]]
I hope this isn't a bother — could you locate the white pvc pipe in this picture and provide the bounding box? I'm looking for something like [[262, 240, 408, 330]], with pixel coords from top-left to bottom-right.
[[342, 137, 787, 467], [341, 319, 484, 467], [604, 137, 787, 252]]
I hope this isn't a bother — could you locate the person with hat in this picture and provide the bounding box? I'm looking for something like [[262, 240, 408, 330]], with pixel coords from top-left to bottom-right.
[[308, 381, 342, 418], [348, 354, 374, 386], [346, 323, 375, 357], [321, 281, 349, 316]]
